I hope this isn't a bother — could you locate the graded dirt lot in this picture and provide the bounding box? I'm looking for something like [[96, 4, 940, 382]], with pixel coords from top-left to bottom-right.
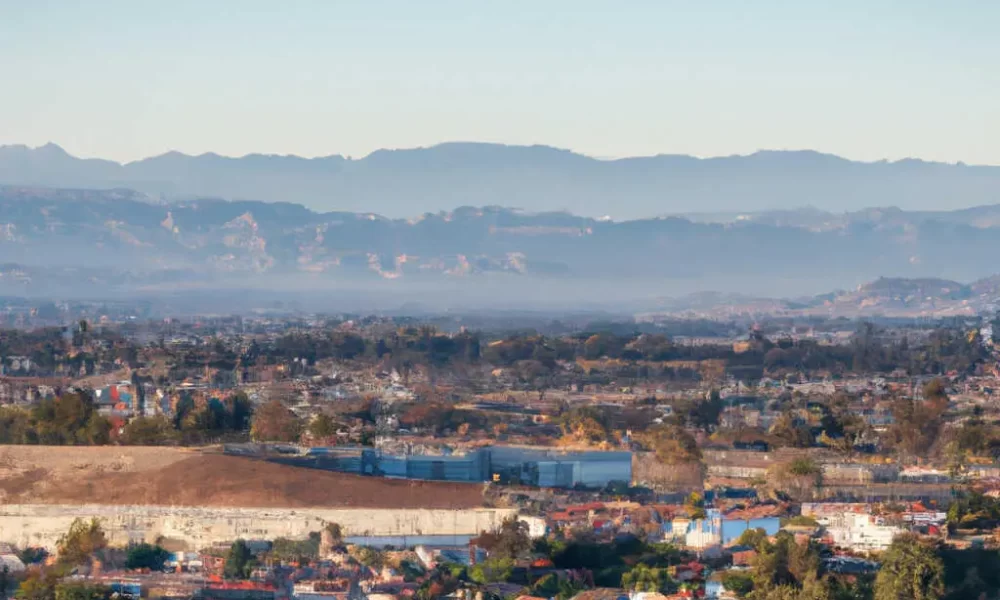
[[0, 445, 487, 509]]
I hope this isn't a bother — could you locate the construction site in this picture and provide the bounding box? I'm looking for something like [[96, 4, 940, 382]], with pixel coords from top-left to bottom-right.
[[0, 446, 510, 551]]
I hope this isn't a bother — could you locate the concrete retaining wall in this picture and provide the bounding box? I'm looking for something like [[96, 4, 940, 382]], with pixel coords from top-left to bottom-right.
[[0, 504, 518, 551]]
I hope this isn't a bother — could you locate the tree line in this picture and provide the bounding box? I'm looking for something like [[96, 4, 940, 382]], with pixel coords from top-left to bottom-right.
[[258, 322, 990, 383], [0, 390, 311, 446]]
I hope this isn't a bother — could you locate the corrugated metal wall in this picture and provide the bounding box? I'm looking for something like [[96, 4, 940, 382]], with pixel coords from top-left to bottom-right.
[[496, 448, 632, 488], [267, 445, 631, 488], [379, 457, 408, 478], [404, 456, 483, 482], [575, 459, 632, 487]]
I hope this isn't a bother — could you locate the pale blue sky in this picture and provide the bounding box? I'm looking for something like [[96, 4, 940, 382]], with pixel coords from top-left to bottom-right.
[[2, 0, 997, 163]]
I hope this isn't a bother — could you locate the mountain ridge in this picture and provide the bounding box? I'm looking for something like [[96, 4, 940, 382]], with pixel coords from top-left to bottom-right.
[[5, 186, 1000, 307], [3, 142, 1000, 219], [646, 274, 999, 320], [12, 141, 991, 168]]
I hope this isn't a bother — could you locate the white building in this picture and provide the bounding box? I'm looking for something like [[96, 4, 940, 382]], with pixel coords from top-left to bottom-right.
[[519, 515, 548, 539], [684, 513, 723, 550], [825, 513, 903, 552]]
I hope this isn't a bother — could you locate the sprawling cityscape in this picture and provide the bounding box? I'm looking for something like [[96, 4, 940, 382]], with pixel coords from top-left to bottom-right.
[[4, 1, 1000, 599], [0, 303, 998, 599]]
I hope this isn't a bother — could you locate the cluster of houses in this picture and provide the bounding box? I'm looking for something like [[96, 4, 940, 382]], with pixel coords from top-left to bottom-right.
[[27, 490, 961, 600], [541, 496, 940, 554], [521, 496, 953, 599]]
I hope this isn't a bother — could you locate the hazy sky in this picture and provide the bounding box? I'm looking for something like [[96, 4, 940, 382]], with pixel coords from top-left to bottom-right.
[[2, 0, 997, 164]]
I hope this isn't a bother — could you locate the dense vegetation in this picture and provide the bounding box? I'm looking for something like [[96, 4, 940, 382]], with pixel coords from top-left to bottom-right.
[[2, 319, 991, 388], [0, 391, 255, 446]]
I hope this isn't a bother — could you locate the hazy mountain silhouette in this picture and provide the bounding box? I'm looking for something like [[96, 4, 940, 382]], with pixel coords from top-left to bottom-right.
[[2, 143, 999, 219], [6, 186, 1000, 307]]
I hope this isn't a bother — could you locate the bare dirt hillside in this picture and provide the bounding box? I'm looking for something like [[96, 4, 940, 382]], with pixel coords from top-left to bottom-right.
[[0, 446, 486, 509]]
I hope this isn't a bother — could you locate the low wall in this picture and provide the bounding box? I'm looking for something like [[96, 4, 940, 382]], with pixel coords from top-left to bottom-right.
[[0, 504, 518, 551]]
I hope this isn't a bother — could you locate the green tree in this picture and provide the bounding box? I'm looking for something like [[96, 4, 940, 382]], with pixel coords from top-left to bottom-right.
[[939, 547, 1000, 600], [16, 569, 58, 600], [399, 558, 425, 582], [829, 574, 874, 600], [30, 393, 110, 446], [797, 572, 832, 600], [945, 491, 1000, 531], [582, 333, 625, 360], [120, 416, 180, 445], [269, 534, 320, 564], [787, 458, 822, 478], [922, 379, 948, 402], [673, 392, 725, 432], [642, 424, 702, 464], [685, 492, 706, 520], [468, 557, 514, 584], [532, 573, 560, 597], [56, 519, 107, 567], [324, 522, 344, 545], [558, 407, 610, 445], [474, 517, 531, 560], [352, 547, 385, 570], [223, 540, 255, 580], [737, 527, 770, 550], [621, 563, 676, 593], [308, 413, 338, 440], [53, 582, 111, 600], [820, 394, 870, 455], [226, 392, 254, 431], [771, 414, 813, 448], [0, 407, 32, 444], [125, 543, 170, 571], [744, 532, 828, 600], [889, 385, 948, 457], [874, 534, 944, 600], [723, 571, 755, 598]]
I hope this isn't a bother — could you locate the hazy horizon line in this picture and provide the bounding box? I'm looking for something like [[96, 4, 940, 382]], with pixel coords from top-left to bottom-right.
[[1, 139, 994, 169]]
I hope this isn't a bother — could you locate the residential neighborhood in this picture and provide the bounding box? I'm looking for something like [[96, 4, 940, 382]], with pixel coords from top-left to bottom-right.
[[0, 308, 999, 599]]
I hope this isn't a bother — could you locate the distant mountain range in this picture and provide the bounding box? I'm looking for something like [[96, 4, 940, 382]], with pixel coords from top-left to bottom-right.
[[5, 186, 1000, 312], [2, 142, 1000, 218], [649, 277, 998, 320]]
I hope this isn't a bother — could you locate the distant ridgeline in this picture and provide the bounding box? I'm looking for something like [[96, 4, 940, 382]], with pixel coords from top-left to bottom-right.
[[6, 184, 1000, 300]]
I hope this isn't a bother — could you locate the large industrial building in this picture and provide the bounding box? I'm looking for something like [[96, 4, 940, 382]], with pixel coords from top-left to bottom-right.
[[255, 444, 632, 489]]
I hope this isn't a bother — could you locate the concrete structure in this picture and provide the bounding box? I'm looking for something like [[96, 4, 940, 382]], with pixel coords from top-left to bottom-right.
[[667, 510, 780, 549], [488, 446, 633, 488], [801, 503, 870, 521], [0, 504, 518, 552], [685, 515, 723, 550], [824, 512, 903, 551], [822, 463, 900, 484], [258, 444, 633, 489]]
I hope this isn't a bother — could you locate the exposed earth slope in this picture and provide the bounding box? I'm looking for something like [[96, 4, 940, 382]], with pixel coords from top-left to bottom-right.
[[0, 446, 487, 509]]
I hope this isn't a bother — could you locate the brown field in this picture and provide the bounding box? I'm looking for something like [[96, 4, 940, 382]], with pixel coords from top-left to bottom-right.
[[0, 445, 487, 509]]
